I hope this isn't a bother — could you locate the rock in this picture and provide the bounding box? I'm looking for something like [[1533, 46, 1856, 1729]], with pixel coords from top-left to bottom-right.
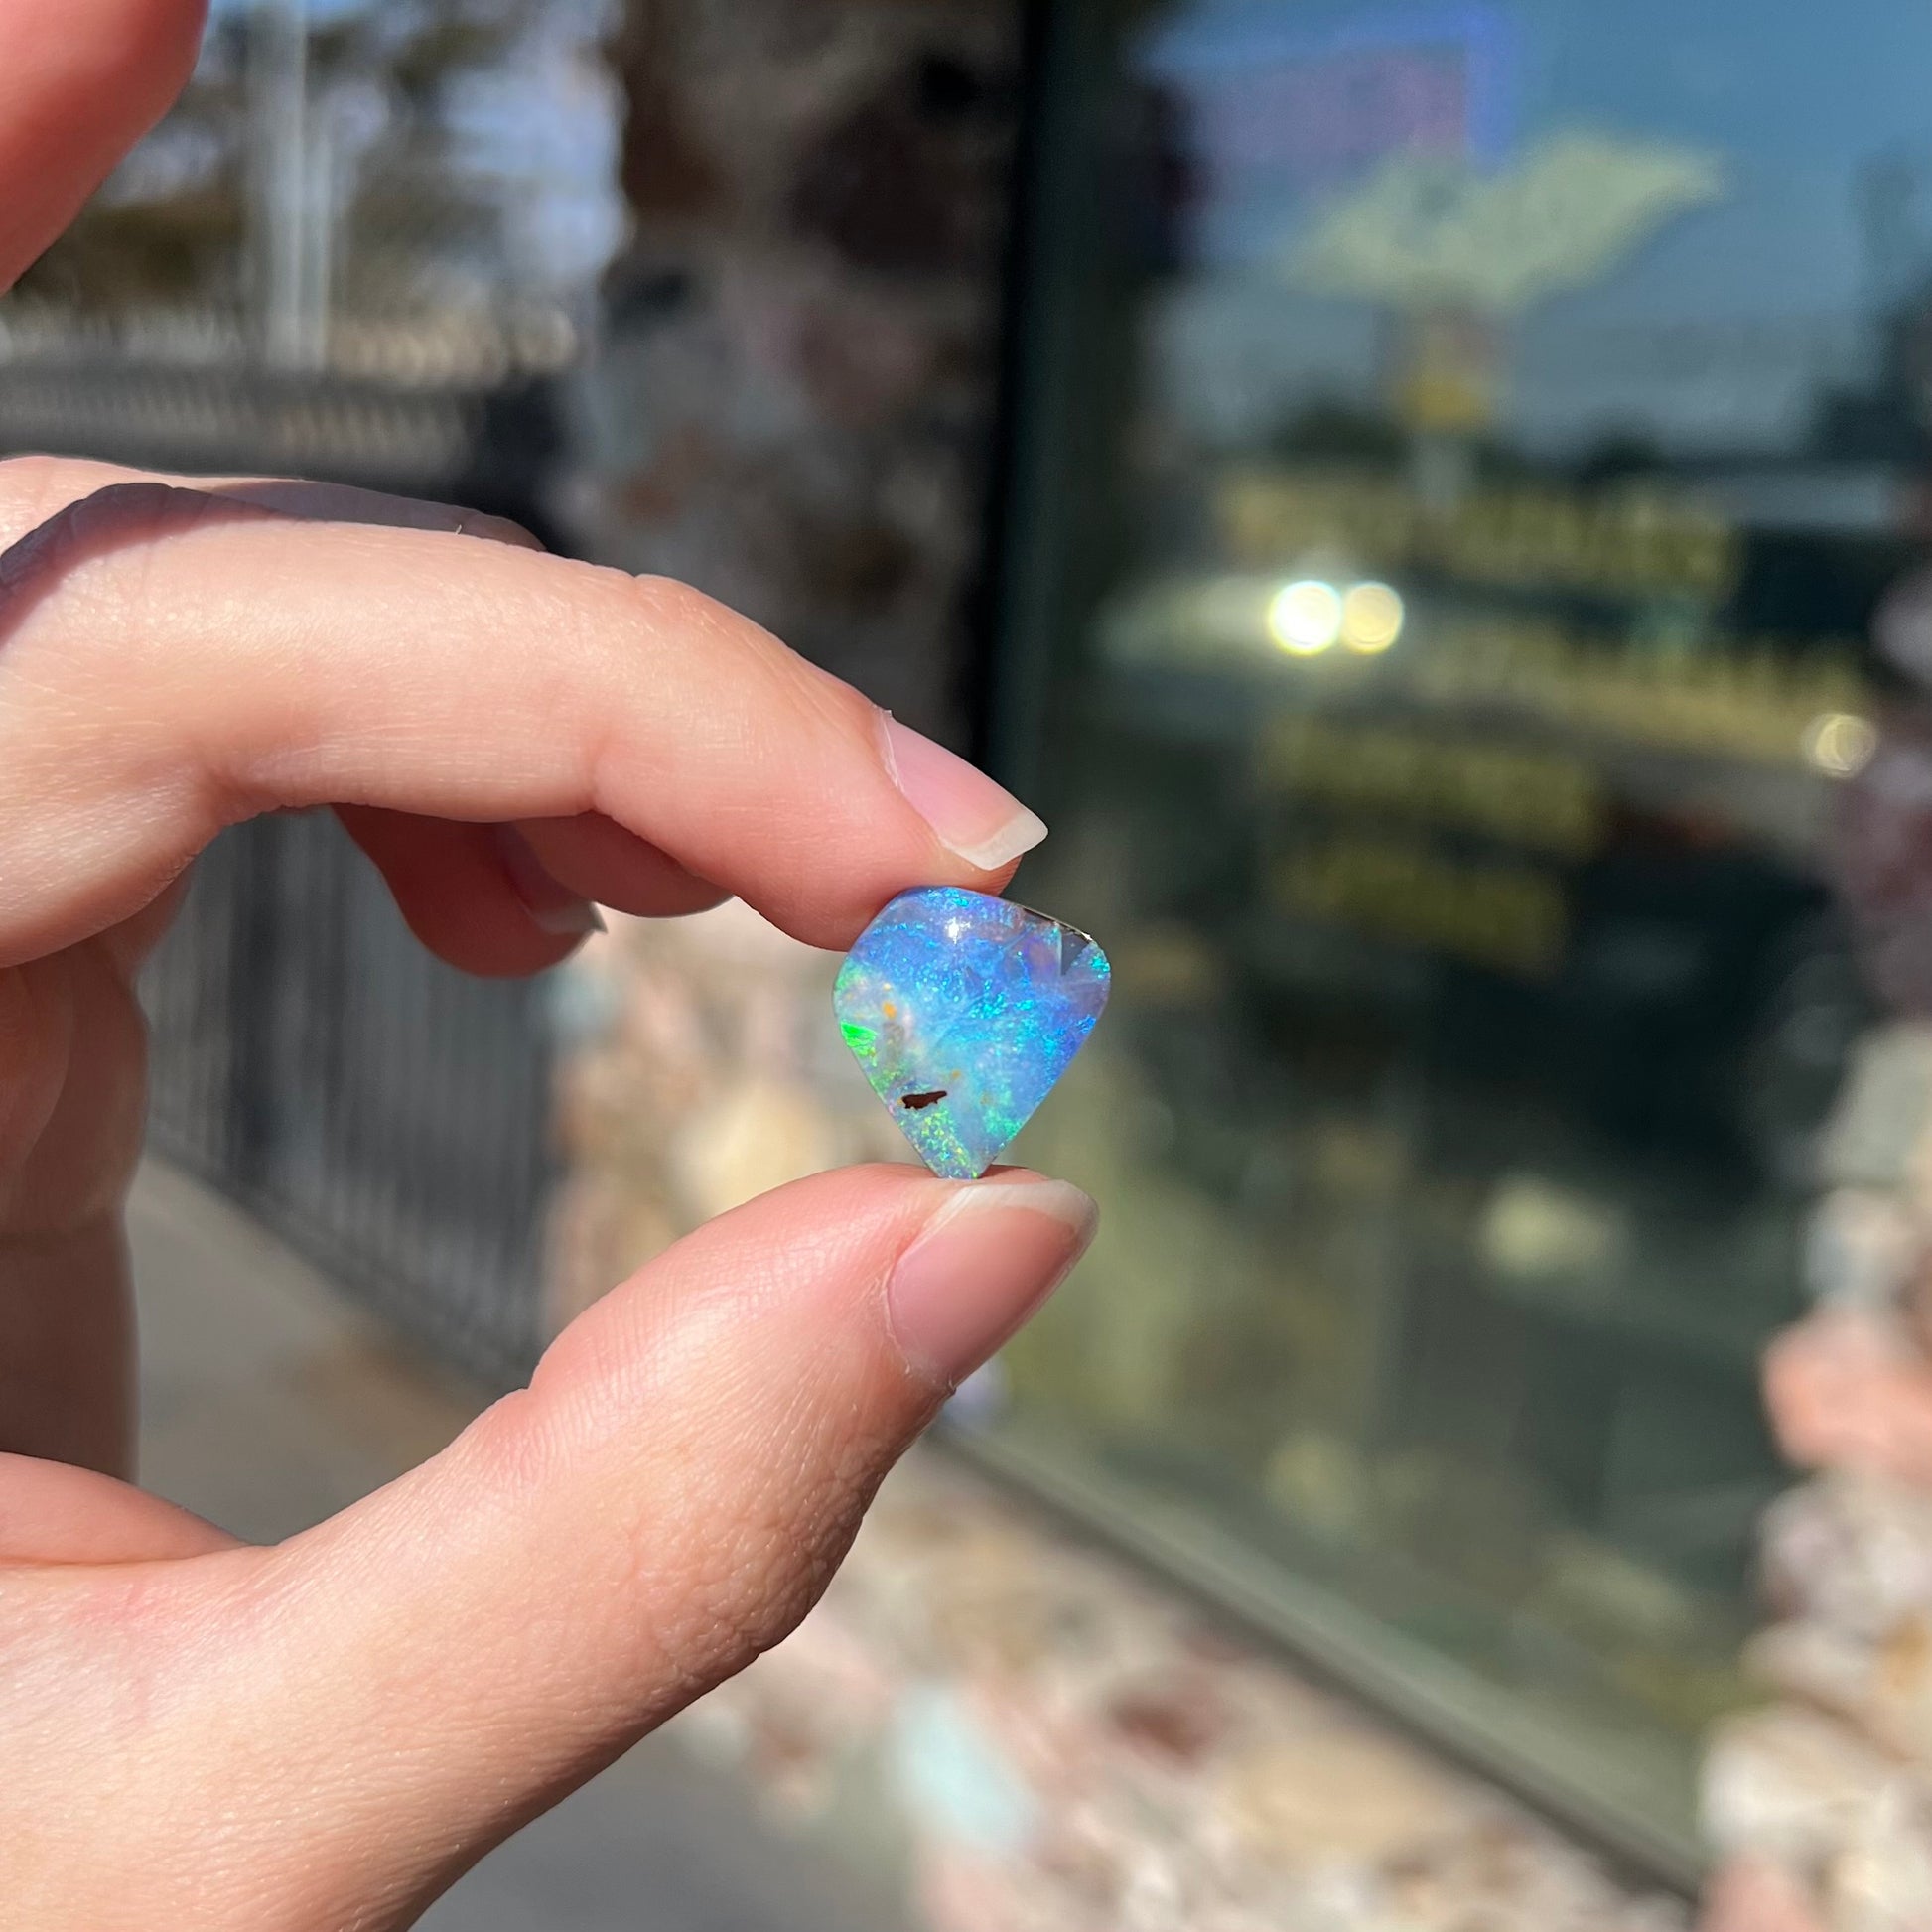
[[1808, 1190, 1921, 1311], [834, 888, 1111, 1178], [1703, 1706, 1906, 1871], [1761, 1477, 1932, 1635], [1817, 1027, 1932, 1194], [1748, 1616, 1932, 1761], [1214, 1731, 1471, 1867], [1763, 1312, 1932, 1490], [670, 1073, 841, 1220], [1700, 1858, 1827, 1932]]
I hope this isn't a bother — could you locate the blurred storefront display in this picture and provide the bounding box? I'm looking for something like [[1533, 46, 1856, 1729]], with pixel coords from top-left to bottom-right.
[[968, 0, 1932, 1890]]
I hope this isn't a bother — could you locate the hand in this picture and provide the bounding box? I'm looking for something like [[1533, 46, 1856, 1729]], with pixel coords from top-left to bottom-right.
[[0, 6, 1093, 1924]]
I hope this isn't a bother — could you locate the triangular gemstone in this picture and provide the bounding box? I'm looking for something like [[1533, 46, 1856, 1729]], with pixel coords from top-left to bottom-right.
[[834, 887, 1112, 1178]]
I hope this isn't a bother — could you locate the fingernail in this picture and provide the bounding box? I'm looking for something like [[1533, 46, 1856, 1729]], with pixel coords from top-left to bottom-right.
[[888, 1175, 1097, 1385], [494, 825, 607, 936], [880, 714, 1048, 873]]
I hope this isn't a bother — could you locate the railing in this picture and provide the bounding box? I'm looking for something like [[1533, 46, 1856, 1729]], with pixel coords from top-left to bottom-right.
[[141, 813, 554, 1387], [0, 358, 481, 488]]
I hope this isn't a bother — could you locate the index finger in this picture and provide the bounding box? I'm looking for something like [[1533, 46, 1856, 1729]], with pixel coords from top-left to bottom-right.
[[0, 471, 1046, 960]]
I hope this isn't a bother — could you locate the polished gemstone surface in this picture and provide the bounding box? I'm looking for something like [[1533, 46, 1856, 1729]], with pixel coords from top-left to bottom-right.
[[834, 887, 1112, 1179]]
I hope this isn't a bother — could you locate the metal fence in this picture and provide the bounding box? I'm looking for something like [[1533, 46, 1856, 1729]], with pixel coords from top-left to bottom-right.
[[141, 811, 554, 1386]]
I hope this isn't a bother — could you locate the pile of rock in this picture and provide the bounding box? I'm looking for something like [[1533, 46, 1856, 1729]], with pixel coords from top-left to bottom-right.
[[1703, 1025, 1932, 1930], [681, 1451, 1687, 1932]]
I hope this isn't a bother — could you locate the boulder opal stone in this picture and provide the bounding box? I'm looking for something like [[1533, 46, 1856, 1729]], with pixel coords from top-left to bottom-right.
[[834, 887, 1111, 1178]]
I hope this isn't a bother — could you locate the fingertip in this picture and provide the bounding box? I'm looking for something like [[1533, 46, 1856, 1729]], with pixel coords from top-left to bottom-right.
[[492, 824, 604, 938], [885, 1172, 1096, 1386], [580, 1159, 1097, 1395], [1, 0, 210, 288], [878, 714, 1048, 876], [524, 1162, 949, 1405]]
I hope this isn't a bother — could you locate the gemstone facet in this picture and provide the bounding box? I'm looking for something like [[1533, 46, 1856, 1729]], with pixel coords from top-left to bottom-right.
[[834, 887, 1112, 1179]]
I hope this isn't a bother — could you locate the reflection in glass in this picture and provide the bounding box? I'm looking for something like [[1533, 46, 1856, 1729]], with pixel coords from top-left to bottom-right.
[[987, 0, 1932, 1868]]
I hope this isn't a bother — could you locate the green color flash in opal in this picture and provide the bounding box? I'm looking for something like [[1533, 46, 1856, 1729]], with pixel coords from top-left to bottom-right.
[[833, 887, 1112, 1178]]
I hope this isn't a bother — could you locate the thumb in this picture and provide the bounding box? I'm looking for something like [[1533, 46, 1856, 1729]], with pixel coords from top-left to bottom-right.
[[42, 1163, 1092, 1930]]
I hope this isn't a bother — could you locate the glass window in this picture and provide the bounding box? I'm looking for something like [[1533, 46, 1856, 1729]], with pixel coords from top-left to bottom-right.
[[985, 0, 1932, 1874]]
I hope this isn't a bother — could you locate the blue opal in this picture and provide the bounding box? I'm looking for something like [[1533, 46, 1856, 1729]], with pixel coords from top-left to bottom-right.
[[834, 887, 1111, 1179]]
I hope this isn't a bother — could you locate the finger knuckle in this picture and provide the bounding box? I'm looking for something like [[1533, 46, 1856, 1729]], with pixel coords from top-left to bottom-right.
[[627, 572, 750, 649], [627, 572, 875, 730]]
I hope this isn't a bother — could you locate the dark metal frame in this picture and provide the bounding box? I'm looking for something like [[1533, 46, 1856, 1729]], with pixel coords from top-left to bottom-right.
[[143, 813, 554, 1388]]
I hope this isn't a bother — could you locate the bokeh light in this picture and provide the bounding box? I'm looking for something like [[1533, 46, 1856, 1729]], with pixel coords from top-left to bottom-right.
[[1802, 711, 1876, 777], [1267, 580, 1343, 654], [1340, 581, 1404, 653]]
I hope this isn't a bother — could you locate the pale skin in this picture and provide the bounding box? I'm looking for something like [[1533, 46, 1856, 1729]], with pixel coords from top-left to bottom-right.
[[0, 4, 1096, 1923]]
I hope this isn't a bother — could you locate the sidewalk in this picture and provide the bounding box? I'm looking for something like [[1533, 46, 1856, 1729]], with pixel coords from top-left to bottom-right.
[[129, 1159, 908, 1932], [128, 1160, 1689, 1932]]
